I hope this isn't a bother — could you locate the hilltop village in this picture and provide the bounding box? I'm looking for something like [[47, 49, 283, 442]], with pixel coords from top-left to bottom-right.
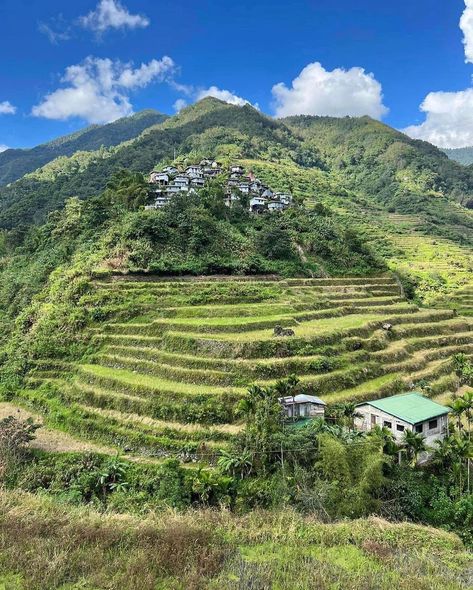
[[146, 159, 293, 212]]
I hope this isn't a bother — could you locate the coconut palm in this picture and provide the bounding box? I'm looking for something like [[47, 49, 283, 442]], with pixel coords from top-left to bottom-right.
[[340, 402, 363, 430]]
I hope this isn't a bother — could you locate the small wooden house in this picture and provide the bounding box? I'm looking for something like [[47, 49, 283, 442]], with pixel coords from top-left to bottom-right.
[[261, 188, 274, 199], [279, 394, 326, 419], [249, 195, 267, 212], [190, 177, 205, 187], [186, 165, 203, 178], [173, 175, 189, 188], [268, 200, 285, 211]]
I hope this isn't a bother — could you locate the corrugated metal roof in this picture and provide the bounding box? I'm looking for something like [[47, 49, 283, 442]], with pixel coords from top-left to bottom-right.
[[358, 393, 449, 425], [279, 394, 326, 406]]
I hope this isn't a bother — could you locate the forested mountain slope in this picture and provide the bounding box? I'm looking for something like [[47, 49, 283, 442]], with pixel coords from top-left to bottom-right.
[[0, 109, 167, 187], [0, 99, 472, 556], [0, 98, 472, 236], [0, 97, 472, 308], [443, 146, 473, 166]]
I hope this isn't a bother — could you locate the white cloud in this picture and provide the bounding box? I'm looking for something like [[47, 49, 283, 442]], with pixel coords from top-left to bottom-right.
[[79, 0, 149, 33], [0, 145, 9, 152], [403, 88, 473, 148], [0, 101, 16, 115], [173, 98, 187, 112], [38, 17, 71, 44], [271, 61, 388, 119], [32, 56, 175, 124], [460, 0, 473, 63], [196, 86, 254, 107]]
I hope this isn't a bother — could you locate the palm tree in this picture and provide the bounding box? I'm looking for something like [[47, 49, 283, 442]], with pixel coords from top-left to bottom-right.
[[448, 398, 466, 432], [461, 391, 473, 434], [274, 374, 300, 422], [402, 429, 427, 466], [341, 402, 362, 430]]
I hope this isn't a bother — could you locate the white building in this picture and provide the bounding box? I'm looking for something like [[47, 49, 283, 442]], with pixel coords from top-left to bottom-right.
[[276, 193, 293, 206], [190, 177, 205, 188], [174, 175, 189, 190], [268, 200, 285, 212], [279, 394, 326, 420], [238, 182, 250, 194], [355, 393, 450, 448], [249, 195, 267, 212], [149, 172, 170, 184], [261, 188, 274, 199], [186, 165, 203, 178], [162, 166, 178, 175]]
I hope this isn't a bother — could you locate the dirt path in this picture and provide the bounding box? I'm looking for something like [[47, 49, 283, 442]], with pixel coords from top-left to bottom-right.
[[0, 402, 114, 454], [0, 403, 189, 466]]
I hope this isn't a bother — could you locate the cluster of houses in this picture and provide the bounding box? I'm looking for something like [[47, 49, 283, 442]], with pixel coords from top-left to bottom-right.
[[280, 392, 450, 461], [145, 160, 293, 212]]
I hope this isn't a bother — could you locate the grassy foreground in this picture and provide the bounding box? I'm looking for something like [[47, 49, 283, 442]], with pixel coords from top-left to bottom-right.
[[0, 490, 471, 590]]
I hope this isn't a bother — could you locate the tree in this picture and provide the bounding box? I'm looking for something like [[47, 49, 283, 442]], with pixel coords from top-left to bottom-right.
[[237, 383, 284, 474], [257, 222, 294, 260], [274, 374, 300, 423], [0, 415, 39, 480], [452, 353, 473, 387], [97, 455, 129, 501], [402, 430, 427, 466], [217, 449, 252, 479], [104, 169, 149, 210], [448, 398, 466, 431]]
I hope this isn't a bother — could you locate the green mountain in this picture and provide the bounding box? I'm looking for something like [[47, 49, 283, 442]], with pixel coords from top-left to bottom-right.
[[0, 109, 167, 186], [0, 98, 472, 561], [442, 146, 473, 166]]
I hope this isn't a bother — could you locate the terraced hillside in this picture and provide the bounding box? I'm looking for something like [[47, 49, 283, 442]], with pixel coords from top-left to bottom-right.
[[26, 274, 473, 459], [384, 213, 473, 310], [244, 158, 473, 307]]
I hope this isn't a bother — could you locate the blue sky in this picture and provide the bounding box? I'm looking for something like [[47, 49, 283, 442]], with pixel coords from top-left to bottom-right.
[[0, 0, 472, 149]]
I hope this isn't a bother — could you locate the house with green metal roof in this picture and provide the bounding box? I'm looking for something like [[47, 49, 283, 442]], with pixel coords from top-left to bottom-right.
[[355, 393, 450, 446]]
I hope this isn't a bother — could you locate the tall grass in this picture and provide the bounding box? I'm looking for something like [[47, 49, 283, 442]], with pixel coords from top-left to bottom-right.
[[0, 490, 470, 590]]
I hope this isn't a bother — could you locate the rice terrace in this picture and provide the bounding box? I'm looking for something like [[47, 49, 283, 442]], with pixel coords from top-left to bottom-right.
[[24, 273, 472, 459]]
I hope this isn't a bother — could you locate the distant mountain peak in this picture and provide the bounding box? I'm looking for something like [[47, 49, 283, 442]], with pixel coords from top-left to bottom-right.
[[0, 110, 168, 186]]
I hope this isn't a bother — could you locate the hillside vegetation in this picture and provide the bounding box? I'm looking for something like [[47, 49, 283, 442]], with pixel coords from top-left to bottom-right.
[[1, 97, 471, 306], [0, 109, 167, 186], [0, 99, 472, 577], [1, 490, 471, 590]]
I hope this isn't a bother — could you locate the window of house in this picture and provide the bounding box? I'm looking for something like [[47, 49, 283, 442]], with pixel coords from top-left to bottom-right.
[[415, 424, 423, 433], [396, 424, 405, 432], [428, 419, 438, 430], [383, 421, 392, 429]]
